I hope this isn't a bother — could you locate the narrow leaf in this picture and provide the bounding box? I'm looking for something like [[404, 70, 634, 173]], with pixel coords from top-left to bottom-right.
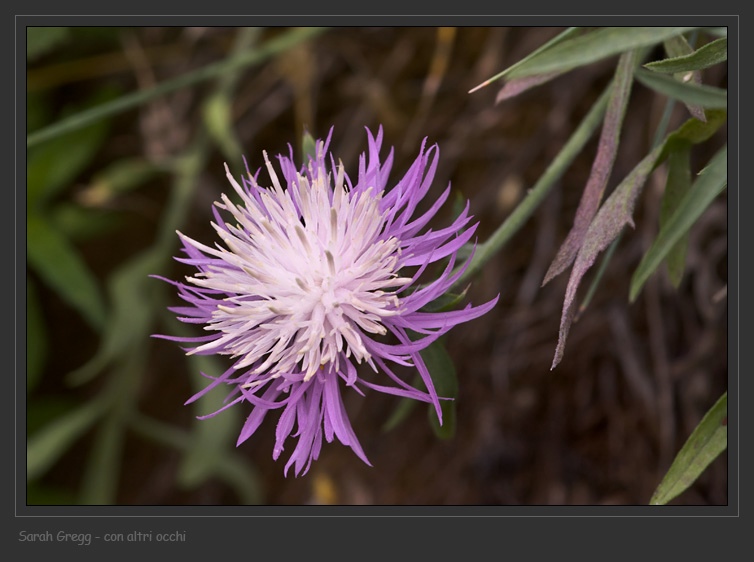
[[179, 353, 242, 488], [630, 146, 727, 301], [421, 286, 470, 313], [495, 71, 563, 104], [27, 399, 105, 481], [203, 92, 243, 168], [26, 277, 47, 393], [77, 158, 163, 208], [660, 144, 692, 287], [552, 143, 664, 369], [469, 27, 582, 93], [27, 112, 110, 210], [645, 37, 727, 74], [27, 27, 329, 148], [421, 339, 458, 439], [381, 388, 418, 432], [301, 129, 318, 165], [543, 49, 637, 285], [79, 412, 125, 505], [657, 109, 726, 168], [650, 392, 727, 505], [452, 81, 611, 290], [660, 35, 706, 121], [551, 112, 726, 367], [507, 27, 697, 79], [636, 68, 727, 109], [66, 250, 162, 385], [27, 215, 107, 331]]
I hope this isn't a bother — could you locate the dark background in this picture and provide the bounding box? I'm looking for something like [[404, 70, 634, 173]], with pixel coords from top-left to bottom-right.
[[25, 26, 728, 506]]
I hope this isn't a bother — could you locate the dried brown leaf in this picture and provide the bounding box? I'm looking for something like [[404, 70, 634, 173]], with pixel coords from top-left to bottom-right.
[[551, 144, 663, 369], [543, 50, 638, 286], [495, 71, 562, 104]]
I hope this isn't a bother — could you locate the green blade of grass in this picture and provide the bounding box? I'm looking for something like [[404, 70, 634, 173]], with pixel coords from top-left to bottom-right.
[[645, 37, 727, 74], [635, 67, 727, 109], [27, 27, 328, 148], [507, 27, 697, 79], [650, 392, 727, 505], [177, 351, 243, 488], [660, 144, 693, 287], [630, 145, 726, 301], [422, 339, 458, 440], [27, 215, 108, 331], [27, 399, 106, 481], [452, 81, 611, 290], [27, 87, 115, 208], [468, 27, 582, 93]]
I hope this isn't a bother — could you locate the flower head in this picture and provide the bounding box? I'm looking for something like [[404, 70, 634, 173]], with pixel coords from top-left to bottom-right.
[[156, 127, 498, 476]]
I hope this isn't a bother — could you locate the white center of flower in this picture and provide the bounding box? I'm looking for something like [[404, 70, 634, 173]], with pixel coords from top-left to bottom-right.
[[181, 153, 412, 382]]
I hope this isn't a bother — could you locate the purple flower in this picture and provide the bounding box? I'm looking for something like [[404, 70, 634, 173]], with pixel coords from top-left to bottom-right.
[[155, 126, 498, 476]]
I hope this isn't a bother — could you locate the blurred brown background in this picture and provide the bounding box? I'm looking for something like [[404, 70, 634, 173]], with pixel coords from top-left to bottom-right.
[[27, 26, 727, 505]]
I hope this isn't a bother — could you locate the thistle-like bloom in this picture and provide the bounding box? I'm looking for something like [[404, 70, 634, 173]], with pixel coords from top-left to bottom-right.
[[156, 127, 498, 476]]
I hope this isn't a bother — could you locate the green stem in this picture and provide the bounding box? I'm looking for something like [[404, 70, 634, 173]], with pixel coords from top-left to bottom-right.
[[27, 27, 328, 148], [451, 82, 612, 290]]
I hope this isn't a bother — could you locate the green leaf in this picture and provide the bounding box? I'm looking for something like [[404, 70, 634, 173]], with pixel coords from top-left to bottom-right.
[[178, 353, 242, 488], [51, 203, 122, 242], [421, 339, 458, 440], [469, 27, 582, 93], [551, 111, 725, 368], [66, 250, 162, 385], [27, 86, 119, 209], [27, 27, 329, 148], [27, 214, 107, 331], [660, 144, 692, 287], [635, 68, 727, 109], [26, 277, 48, 393], [661, 108, 727, 152], [507, 27, 697, 79], [27, 399, 105, 481], [630, 145, 726, 301], [85, 158, 163, 200], [381, 389, 419, 433], [645, 37, 727, 74], [203, 92, 243, 168], [79, 412, 125, 505], [27, 27, 70, 61], [27, 123, 109, 210], [453, 81, 612, 290], [420, 286, 470, 313], [650, 392, 727, 505], [658, 35, 706, 122], [301, 129, 317, 166]]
